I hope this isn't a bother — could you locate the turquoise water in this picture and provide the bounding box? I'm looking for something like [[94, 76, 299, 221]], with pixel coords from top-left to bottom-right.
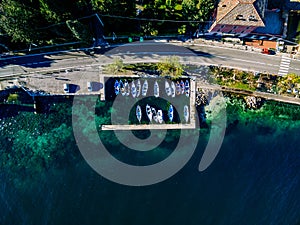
[[1, 98, 300, 225]]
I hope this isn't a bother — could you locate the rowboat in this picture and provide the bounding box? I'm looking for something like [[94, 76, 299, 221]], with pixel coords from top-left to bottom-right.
[[165, 80, 171, 96], [114, 80, 120, 95], [136, 79, 141, 97], [184, 105, 189, 123], [142, 80, 148, 97], [157, 110, 163, 124], [146, 104, 153, 122], [168, 105, 174, 122], [154, 80, 159, 97], [185, 80, 190, 97], [171, 81, 175, 97], [136, 105, 142, 122], [131, 80, 136, 98]]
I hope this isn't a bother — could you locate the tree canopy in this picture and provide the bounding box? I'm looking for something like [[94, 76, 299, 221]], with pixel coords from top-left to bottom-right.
[[0, 0, 216, 48]]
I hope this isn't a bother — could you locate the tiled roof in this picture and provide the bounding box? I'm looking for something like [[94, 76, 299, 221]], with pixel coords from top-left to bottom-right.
[[215, 0, 265, 27]]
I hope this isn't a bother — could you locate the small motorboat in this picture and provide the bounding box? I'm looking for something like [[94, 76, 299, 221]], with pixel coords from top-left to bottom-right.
[[157, 110, 163, 124], [136, 79, 141, 97], [131, 80, 137, 98], [184, 105, 189, 123], [154, 80, 159, 97], [124, 79, 130, 96], [136, 105, 142, 123], [142, 80, 148, 97], [168, 105, 174, 122], [152, 107, 158, 123], [180, 80, 185, 94], [176, 81, 181, 95], [185, 80, 190, 97], [114, 80, 120, 95], [165, 80, 171, 96], [146, 104, 153, 122], [171, 81, 176, 98]]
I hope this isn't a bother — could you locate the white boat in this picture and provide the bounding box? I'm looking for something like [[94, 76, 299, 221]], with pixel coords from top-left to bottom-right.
[[171, 81, 176, 98], [124, 80, 130, 96], [131, 81, 136, 98], [165, 80, 171, 96], [142, 80, 148, 96], [154, 80, 159, 97], [185, 80, 190, 97], [146, 104, 153, 122], [136, 105, 142, 122], [168, 105, 174, 122], [184, 105, 189, 123], [157, 110, 163, 124], [176, 81, 181, 95], [114, 80, 120, 95], [136, 80, 141, 97], [180, 80, 185, 94], [152, 107, 158, 123]]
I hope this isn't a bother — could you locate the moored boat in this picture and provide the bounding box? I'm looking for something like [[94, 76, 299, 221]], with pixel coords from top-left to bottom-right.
[[136, 105, 142, 122], [154, 80, 159, 97], [171, 81, 175, 98], [185, 80, 190, 97], [184, 105, 189, 123], [157, 110, 163, 124], [136, 79, 141, 97], [152, 107, 158, 123], [176, 81, 181, 95], [124, 79, 130, 96], [114, 80, 120, 95], [146, 104, 153, 122], [165, 80, 171, 96], [119, 80, 126, 96], [168, 105, 174, 122], [180, 80, 185, 94], [142, 80, 148, 97], [131, 80, 137, 98]]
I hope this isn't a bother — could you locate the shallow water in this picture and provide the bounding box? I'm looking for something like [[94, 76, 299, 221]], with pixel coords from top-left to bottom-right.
[[1, 99, 300, 225]]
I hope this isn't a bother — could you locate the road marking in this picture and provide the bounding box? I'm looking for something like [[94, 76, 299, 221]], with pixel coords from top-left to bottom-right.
[[278, 55, 291, 76]]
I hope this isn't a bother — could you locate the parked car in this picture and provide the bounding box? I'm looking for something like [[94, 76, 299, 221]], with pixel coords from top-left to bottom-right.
[[261, 48, 276, 55], [87, 81, 93, 92], [63, 83, 69, 93]]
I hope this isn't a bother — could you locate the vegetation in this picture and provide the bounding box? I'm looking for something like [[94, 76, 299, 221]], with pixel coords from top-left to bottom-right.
[[211, 67, 258, 91], [157, 56, 184, 79], [0, 0, 216, 50], [104, 57, 125, 74]]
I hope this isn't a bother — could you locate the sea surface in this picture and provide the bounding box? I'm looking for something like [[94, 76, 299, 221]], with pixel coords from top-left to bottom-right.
[[1, 98, 300, 225]]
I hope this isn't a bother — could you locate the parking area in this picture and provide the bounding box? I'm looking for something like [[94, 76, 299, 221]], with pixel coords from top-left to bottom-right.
[[0, 66, 104, 95]]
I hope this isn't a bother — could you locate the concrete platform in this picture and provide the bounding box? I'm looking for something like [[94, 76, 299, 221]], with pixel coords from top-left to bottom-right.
[[101, 123, 195, 130]]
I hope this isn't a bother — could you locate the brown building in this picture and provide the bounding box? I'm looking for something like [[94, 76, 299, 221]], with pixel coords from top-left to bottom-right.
[[209, 0, 267, 34]]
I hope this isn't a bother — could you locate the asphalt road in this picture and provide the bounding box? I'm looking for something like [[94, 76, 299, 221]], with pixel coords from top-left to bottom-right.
[[0, 40, 300, 78]]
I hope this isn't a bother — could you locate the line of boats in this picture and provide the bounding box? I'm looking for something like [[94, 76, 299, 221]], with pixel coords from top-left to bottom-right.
[[114, 79, 190, 98], [136, 104, 189, 124]]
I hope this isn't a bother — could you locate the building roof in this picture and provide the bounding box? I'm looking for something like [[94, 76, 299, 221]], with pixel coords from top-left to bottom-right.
[[215, 0, 265, 27]]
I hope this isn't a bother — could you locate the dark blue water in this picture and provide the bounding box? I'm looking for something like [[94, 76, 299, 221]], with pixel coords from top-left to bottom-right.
[[1, 103, 300, 225]]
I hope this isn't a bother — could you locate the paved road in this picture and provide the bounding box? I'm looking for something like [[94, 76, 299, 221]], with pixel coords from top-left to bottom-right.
[[1, 41, 300, 78]]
